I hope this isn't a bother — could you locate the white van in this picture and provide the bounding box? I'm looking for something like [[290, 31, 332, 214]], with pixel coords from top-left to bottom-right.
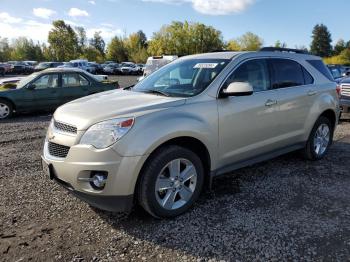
[[69, 59, 89, 71], [143, 55, 178, 78]]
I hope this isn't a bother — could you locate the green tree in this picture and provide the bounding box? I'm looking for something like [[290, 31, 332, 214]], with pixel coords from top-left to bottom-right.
[[48, 20, 78, 61], [274, 40, 287, 48], [226, 39, 241, 51], [9, 37, 43, 61], [333, 39, 346, 56], [148, 21, 223, 56], [237, 32, 263, 51], [89, 31, 105, 57], [75, 26, 87, 56], [125, 31, 148, 62], [106, 36, 128, 62], [310, 24, 332, 57], [0, 37, 11, 62], [136, 30, 147, 48]]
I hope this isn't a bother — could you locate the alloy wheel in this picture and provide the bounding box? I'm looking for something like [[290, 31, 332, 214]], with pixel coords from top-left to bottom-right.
[[313, 123, 330, 156], [0, 103, 10, 119], [155, 158, 197, 210]]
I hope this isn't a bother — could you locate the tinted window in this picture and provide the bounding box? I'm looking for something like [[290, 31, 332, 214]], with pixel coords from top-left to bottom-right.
[[270, 59, 304, 89], [307, 60, 334, 81], [62, 73, 89, 87], [225, 59, 270, 92], [32, 74, 59, 89], [302, 67, 314, 85]]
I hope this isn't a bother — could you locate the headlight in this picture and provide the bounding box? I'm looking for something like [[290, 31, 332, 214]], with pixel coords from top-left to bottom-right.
[[80, 117, 134, 149]]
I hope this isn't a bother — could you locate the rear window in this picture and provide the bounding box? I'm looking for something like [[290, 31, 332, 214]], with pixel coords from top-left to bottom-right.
[[307, 60, 334, 81]]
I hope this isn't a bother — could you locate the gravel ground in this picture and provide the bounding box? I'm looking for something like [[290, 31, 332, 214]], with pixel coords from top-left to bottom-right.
[[1, 89, 350, 260]]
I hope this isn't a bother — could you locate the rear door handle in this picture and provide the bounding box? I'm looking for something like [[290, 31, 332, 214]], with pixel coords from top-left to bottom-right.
[[265, 99, 277, 106], [307, 90, 317, 96]]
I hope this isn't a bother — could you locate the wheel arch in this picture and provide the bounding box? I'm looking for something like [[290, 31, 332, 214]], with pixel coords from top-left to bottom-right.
[[0, 97, 16, 111], [134, 136, 212, 201]]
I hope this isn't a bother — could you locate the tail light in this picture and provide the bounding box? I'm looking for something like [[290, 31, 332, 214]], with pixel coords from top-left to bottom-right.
[[336, 84, 341, 98]]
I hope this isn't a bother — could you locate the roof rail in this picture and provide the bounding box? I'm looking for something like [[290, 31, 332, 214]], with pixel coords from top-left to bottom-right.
[[259, 47, 309, 54]]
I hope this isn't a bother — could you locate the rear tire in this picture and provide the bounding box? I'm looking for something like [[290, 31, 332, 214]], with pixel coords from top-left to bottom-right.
[[138, 145, 204, 218], [303, 116, 333, 160], [0, 99, 13, 120]]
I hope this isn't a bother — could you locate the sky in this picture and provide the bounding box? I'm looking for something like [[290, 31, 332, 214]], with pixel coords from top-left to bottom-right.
[[0, 0, 349, 48]]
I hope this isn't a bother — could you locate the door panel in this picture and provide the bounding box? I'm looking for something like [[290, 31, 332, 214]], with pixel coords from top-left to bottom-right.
[[217, 90, 280, 167], [60, 73, 90, 104], [25, 73, 60, 111], [217, 59, 281, 167], [268, 58, 315, 145]]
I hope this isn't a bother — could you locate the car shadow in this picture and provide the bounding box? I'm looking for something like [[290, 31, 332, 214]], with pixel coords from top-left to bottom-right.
[[92, 143, 350, 260], [0, 112, 52, 124]]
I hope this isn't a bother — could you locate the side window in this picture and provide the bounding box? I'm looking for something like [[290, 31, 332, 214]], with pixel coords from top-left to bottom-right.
[[62, 73, 89, 87], [32, 74, 59, 89], [225, 59, 270, 92], [270, 59, 304, 89]]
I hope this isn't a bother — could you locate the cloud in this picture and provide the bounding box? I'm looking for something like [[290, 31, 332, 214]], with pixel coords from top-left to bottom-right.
[[142, 0, 255, 15], [0, 12, 22, 23], [68, 8, 89, 17], [0, 20, 52, 42], [88, 0, 96, 4], [86, 27, 123, 39], [33, 8, 56, 19]]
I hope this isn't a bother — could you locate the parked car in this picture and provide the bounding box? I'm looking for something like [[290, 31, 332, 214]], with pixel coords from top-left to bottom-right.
[[339, 77, 350, 118], [120, 62, 140, 75], [103, 63, 121, 75], [143, 55, 178, 77], [0, 68, 119, 119], [41, 48, 339, 218], [69, 59, 89, 71], [136, 64, 145, 74], [12, 62, 34, 74], [327, 64, 346, 83], [0, 65, 5, 76], [0, 63, 12, 74], [88, 62, 104, 74]]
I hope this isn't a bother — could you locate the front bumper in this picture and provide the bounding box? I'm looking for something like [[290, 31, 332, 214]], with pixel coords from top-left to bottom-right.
[[42, 140, 148, 212]]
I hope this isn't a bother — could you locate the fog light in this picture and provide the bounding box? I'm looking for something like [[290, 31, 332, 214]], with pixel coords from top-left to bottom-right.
[[90, 171, 108, 190]]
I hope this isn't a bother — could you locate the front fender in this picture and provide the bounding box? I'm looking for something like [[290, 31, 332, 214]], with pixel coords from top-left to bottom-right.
[[112, 101, 219, 169]]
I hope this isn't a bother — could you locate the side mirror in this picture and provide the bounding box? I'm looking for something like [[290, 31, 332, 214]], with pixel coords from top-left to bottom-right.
[[27, 83, 36, 90], [221, 82, 253, 97]]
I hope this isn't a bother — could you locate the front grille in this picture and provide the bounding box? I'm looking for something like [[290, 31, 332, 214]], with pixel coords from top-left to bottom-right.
[[48, 142, 70, 158], [341, 84, 350, 97], [54, 120, 77, 134]]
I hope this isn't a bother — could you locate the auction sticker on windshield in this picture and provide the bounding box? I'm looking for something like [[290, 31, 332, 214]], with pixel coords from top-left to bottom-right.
[[194, 63, 218, 69]]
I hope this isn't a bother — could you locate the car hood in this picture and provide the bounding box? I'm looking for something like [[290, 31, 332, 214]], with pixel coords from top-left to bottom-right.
[[54, 89, 186, 130]]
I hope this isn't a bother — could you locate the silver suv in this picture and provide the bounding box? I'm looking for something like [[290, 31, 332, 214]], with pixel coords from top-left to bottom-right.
[[42, 48, 339, 218]]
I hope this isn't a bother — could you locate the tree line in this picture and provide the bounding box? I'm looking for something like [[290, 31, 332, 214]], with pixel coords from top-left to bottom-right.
[[0, 20, 349, 64]]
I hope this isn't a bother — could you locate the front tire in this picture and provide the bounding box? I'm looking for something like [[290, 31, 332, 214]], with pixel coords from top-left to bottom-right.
[[0, 99, 13, 120], [303, 116, 333, 160], [138, 145, 204, 218]]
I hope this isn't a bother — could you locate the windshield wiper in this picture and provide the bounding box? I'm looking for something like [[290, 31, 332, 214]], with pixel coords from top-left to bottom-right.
[[141, 89, 170, 97]]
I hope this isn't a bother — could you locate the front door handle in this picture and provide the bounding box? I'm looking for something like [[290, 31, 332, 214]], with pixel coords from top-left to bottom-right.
[[265, 99, 277, 106], [307, 90, 317, 96]]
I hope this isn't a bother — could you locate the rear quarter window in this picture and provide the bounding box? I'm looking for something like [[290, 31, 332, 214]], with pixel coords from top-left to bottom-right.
[[307, 60, 334, 81]]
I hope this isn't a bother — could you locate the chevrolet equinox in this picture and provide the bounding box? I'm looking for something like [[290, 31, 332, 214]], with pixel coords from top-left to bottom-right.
[[42, 48, 340, 218]]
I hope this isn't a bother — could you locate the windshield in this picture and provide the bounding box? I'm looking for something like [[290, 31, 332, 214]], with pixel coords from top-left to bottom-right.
[[134, 58, 229, 97], [16, 73, 40, 88]]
